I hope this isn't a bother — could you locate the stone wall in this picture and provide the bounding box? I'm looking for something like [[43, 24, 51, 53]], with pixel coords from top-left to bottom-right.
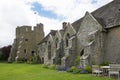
[[104, 26, 120, 63], [61, 23, 77, 67], [77, 12, 104, 66], [8, 23, 44, 62]]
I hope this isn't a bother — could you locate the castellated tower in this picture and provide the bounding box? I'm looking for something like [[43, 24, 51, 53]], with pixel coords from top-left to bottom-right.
[[8, 23, 44, 62]]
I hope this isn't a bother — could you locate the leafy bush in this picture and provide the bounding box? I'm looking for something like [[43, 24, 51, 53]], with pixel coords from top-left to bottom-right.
[[84, 65, 92, 73], [48, 65, 56, 70], [56, 65, 67, 71], [72, 68, 82, 74], [74, 56, 80, 66], [42, 64, 50, 69], [0, 45, 11, 61], [99, 61, 110, 66], [31, 54, 40, 64], [55, 58, 61, 65], [15, 58, 26, 63], [80, 69, 88, 74], [67, 66, 76, 72], [0, 51, 3, 60]]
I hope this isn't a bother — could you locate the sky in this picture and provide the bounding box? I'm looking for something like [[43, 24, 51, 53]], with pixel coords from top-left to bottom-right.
[[0, 0, 112, 48]]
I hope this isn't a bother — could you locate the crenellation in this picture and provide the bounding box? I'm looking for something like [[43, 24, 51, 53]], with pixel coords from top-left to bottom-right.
[[8, 23, 45, 62], [37, 23, 43, 28], [34, 23, 44, 32]]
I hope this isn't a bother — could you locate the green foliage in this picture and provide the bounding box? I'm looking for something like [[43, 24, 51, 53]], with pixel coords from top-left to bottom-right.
[[0, 45, 11, 61], [92, 60, 96, 65], [74, 56, 80, 66], [99, 61, 110, 66], [43, 64, 57, 70], [84, 65, 92, 73], [32, 54, 39, 64], [72, 68, 82, 74], [67, 66, 88, 74], [67, 66, 76, 72], [15, 58, 26, 63], [42, 64, 56, 70], [55, 58, 61, 65], [48, 65, 56, 70], [0, 51, 3, 60], [42, 64, 50, 69], [56, 65, 66, 71], [28, 54, 40, 64]]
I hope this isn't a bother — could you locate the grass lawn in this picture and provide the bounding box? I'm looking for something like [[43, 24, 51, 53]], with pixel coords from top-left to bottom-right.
[[0, 62, 115, 80]]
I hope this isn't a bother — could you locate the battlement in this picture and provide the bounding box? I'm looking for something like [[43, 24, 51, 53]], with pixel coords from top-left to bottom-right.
[[16, 26, 31, 37], [16, 25, 32, 33], [16, 23, 44, 37], [16, 23, 43, 34], [34, 23, 44, 32]]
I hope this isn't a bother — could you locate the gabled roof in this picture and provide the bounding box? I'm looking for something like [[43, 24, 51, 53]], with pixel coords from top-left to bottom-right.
[[92, 0, 120, 28], [63, 23, 76, 37], [59, 29, 65, 36], [38, 30, 57, 45], [72, 0, 120, 30], [72, 18, 83, 32]]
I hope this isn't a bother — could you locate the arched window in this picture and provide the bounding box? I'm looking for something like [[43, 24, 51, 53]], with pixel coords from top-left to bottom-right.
[[48, 41, 51, 60], [31, 50, 35, 56], [55, 38, 59, 48], [80, 49, 84, 56], [24, 49, 26, 53], [66, 33, 70, 47]]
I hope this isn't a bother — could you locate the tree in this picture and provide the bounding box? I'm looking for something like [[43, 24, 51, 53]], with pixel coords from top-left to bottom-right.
[[0, 45, 12, 61], [0, 51, 3, 60]]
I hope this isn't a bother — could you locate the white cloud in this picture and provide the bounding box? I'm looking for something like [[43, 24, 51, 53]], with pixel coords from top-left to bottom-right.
[[0, 0, 35, 47], [36, 0, 112, 22], [0, 0, 62, 47], [37, 15, 62, 34], [0, 0, 113, 47]]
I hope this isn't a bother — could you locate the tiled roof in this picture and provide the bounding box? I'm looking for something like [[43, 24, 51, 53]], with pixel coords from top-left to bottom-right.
[[72, 0, 120, 30], [38, 30, 57, 45]]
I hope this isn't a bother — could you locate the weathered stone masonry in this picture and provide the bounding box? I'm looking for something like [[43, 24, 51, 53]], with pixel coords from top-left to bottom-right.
[[8, 23, 44, 62]]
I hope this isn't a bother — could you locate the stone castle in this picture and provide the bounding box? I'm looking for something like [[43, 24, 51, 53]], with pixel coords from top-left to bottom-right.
[[8, 23, 44, 62], [9, 0, 120, 67]]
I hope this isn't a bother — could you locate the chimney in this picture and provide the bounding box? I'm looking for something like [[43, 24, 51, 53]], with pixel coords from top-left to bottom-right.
[[62, 22, 67, 29]]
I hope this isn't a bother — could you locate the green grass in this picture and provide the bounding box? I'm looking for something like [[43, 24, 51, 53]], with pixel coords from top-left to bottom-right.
[[0, 62, 115, 80]]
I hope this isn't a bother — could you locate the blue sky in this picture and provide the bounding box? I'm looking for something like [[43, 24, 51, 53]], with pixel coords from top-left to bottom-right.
[[0, 0, 112, 47], [31, 2, 65, 21], [32, 2, 58, 19]]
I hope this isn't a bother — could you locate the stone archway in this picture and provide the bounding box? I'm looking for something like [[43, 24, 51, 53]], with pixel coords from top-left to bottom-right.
[[80, 49, 84, 56]]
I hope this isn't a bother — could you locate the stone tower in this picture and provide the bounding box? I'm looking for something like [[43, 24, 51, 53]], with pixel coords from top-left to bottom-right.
[[8, 23, 44, 62]]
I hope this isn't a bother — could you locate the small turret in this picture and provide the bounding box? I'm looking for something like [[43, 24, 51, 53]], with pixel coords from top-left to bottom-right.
[[34, 23, 45, 45], [34, 23, 44, 32], [37, 23, 43, 28]]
